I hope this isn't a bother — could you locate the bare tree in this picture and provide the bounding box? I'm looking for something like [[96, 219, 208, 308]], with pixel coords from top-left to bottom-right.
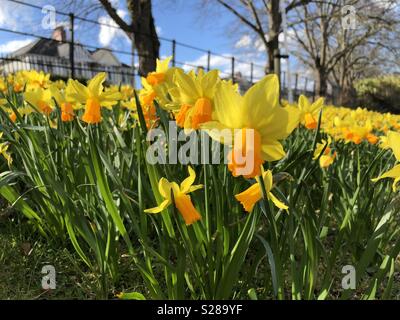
[[204, 0, 311, 78], [289, 0, 399, 97], [98, 0, 160, 76]]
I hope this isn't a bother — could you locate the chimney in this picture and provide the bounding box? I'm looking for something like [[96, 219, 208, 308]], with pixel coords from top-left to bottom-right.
[[52, 26, 66, 42]]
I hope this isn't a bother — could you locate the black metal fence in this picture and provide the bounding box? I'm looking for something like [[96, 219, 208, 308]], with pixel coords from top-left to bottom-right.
[[0, 0, 332, 102]]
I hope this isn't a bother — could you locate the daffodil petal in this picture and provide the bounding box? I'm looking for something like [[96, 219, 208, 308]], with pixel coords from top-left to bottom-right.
[[261, 141, 286, 162], [156, 56, 172, 73], [158, 178, 172, 200], [180, 166, 196, 193], [70, 80, 89, 102], [268, 192, 289, 210], [258, 105, 300, 141], [88, 72, 106, 96], [310, 97, 324, 115], [261, 170, 273, 192], [299, 94, 311, 112], [387, 131, 400, 161], [144, 199, 171, 213], [200, 121, 234, 145], [201, 70, 220, 99], [243, 75, 279, 127], [213, 81, 243, 128], [187, 184, 203, 193], [372, 164, 400, 191]]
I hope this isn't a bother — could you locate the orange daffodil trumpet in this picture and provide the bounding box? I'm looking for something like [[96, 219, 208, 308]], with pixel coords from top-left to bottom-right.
[[144, 166, 203, 225], [201, 74, 300, 178], [298, 95, 324, 130], [141, 57, 176, 106], [235, 170, 288, 212], [50, 80, 77, 122], [68, 72, 122, 124], [372, 131, 400, 191], [313, 136, 336, 168], [138, 57, 177, 128], [168, 69, 220, 130], [24, 87, 54, 115]]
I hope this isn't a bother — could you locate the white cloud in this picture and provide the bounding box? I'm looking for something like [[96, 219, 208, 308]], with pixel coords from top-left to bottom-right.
[[235, 35, 251, 49], [156, 26, 162, 36], [0, 2, 19, 30], [98, 9, 130, 47], [0, 1, 36, 31], [235, 34, 264, 52], [0, 39, 32, 54]]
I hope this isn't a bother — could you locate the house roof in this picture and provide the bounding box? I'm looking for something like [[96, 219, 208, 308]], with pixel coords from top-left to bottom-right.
[[12, 38, 61, 57], [10, 38, 124, 67]]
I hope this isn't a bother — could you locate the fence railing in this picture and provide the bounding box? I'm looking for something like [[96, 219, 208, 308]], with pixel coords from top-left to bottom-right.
[[0, 0, 333, 102]]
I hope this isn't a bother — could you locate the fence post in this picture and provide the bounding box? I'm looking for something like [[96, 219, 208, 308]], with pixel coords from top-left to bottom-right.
[[304, 77, 308, 94], [207, 50, 211, 71], [313, 82, 316, 100], [131, 37, 136, 87], [69, 13, 75, 79], [282, 71, 286, 91], [250, 62, 254, 84], [231, 57, 235, 81], [172, 40, 176, 67]]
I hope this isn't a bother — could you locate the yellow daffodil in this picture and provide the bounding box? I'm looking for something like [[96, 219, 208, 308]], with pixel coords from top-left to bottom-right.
[[342, 125, 378, 145], [50, 81, 77, 122], [0, 99, 17, 123], [24, 88, 54, 115], [298, 95, 324, 130], [201, 74, 300, 178], [372, 131, 400, 191], [140, 78, 157, 108], [12, 74, 26, 93], [68, 72, 121, 124], [121, 97, 137, 112], [235, 170, 288, 212], [53, 80, 66, 90], [313, 136, 336, 168], [144, 166, 203, 225], [0, 78, 7, 93], [24, 70, 51, 90], [140, 57, 176, 108], [135, 87, 158, 129], [146, 57, 172, 86], [0, 132, 12, 167], [119, 85, 134, 100], [379, 135, 390, 150], [169, 69, 220, 130]]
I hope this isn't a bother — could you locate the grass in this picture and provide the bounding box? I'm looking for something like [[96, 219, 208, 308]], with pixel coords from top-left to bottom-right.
[[1, 199, 400, 300], [0, 205, 93, 299], [0, 200, 145, 300]]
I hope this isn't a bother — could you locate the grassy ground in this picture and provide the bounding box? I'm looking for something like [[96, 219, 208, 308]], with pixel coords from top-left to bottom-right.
[[0, 201, 148, 300], [1, 201, 399, 299], [0, 212, 96, 299]]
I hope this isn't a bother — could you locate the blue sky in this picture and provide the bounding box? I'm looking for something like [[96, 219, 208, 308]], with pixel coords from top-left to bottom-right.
[[0, 0, 301, 85]]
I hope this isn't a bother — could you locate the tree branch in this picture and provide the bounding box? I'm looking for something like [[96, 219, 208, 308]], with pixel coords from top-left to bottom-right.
[[216, 0, 261, 34], [98, 0, 132, 35]]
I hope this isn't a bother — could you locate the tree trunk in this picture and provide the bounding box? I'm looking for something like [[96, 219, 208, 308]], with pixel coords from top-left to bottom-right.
[[339, 78, 357, 107], [267, 0, 282, 76], [315, 68, 328, 97], [128, 0, 160, 77]]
